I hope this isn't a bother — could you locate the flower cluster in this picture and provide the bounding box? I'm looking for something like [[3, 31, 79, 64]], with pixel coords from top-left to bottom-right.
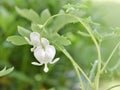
[[25, 32, 59, 72]]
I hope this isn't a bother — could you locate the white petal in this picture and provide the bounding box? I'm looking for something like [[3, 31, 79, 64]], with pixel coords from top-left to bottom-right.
[[44, 64, 48, 72], [30, 32, 40, 38], [31, 62, 43, 66], [34, 46, 45, 62], [50, 58, 60, 64], [41, 38, 49, 47], [30, 32, 40, 46], [45, 45, 56, 61]]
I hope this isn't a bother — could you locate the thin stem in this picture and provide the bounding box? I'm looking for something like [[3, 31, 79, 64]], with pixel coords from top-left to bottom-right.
[[55, 45, 93, 87], [43, 14, 100, 89], [54, 44, 87, 90], [106, 84, 120, 90], [101, 40, 120, 73], [75, 65, 85, 90], [73, 15, 101, 90]]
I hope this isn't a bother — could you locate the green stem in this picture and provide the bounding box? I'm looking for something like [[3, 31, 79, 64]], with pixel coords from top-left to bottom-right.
[[106, 84, 120, 90], [80, 21, 101, 90], [101, 40, 120, 73], [54, 44, 93, 88], [75, 65, 85, 90], [43, 14, 101, 89], [71, 15, 101, 90]]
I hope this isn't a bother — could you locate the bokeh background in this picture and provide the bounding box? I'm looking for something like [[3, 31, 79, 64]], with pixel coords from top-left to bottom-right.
[[0, 0, 120, 90]]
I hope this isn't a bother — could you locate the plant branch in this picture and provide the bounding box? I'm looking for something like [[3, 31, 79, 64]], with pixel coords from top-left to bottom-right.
[[53, 43, 93, 88], [43, 13, 101, 89], [106, 84, 120, 90], [101, 40, 120, 73]]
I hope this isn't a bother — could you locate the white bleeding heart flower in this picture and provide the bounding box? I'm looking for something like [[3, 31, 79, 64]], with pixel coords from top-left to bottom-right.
[[25, 32, 59, 72]]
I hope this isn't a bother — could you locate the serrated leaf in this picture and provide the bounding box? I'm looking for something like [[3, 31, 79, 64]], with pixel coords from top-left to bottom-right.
[[56, 36, 71, 46], [15, 7, 41, 24], [18, 26, 31, 37], [31, 23, 42, 33], [0, 67, 14, 77], [41, 9, 51, 23], [50, 15, 78, 33], [7, 35, 28, 45], [51, 33, 71, 47], [86, 17, 100, 26]]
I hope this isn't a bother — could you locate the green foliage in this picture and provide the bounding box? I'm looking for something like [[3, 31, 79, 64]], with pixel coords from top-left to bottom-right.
[[50, 33, 71, 49], [18, 26, 31, 38], [0, 0, 120, 90], [0, 67, 14, 77], [40, 9, 51, 23], [49, 15, 78, 33], [7, 8, 74, 49], [89, 60, 98, 82], [31, 23, 42, 33], [7, 35, 28, 45], [16, 7, 41, 24], [9, 71, 34, 84]]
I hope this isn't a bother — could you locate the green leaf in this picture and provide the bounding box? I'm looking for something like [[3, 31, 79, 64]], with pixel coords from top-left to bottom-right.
[[78, 31, 90, 37], [18, 26, 31, 37], [41, 9, 51, 23], [0, 67, 14, 77], [114, 27, 120, 37], [85, 17, 100, 26], [31, 23, 42, 33], [51, 33, 71, 49], [50, 15, 78, 33], [7, 35, 28, 45], [15, 7, 41, 24]]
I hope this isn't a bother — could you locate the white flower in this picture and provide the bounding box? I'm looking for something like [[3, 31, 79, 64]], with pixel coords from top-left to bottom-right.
[[25, 32, 59, 72]]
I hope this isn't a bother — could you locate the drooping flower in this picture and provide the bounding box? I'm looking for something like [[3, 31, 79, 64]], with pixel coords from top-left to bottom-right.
[[25, 32, 59, 72]]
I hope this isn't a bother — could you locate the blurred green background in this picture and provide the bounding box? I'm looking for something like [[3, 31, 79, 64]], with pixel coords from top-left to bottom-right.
[[0, 0, 120, 90]]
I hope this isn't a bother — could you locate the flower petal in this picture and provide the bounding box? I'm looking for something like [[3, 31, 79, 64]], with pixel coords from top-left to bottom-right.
[[50, 58, 60, 64], [45, 45, 56, 62], [44, 64, 48, 72], [31, 62, 43, 66], [34, 46, 45, 62], [30, 32, 40, 46], [41, 38, 49, 47]]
